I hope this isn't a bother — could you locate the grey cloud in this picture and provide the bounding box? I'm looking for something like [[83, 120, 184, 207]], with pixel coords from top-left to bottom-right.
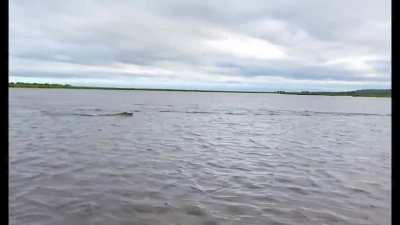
[[10, 0, 391, 90], [216, 61, 389, 82]]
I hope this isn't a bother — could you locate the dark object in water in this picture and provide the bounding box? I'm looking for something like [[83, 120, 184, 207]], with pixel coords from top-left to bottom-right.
[[74, 112, 133, 117], [103, 112, 133, 116]]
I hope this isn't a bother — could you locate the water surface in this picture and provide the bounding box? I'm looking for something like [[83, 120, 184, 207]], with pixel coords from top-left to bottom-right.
[[10, 89, 391, 225]]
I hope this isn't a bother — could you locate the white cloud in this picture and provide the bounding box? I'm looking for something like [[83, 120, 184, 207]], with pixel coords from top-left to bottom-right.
[[205, 30, 287, 60], [323, 56, 386, 78], [9, 0, 391, 91]]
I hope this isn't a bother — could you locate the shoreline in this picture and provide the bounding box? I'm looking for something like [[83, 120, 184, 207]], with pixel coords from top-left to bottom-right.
[[8, 84, 391, 98]]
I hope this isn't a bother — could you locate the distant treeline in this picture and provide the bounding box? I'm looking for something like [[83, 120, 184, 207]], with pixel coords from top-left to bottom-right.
[[276, 90, 391, 97], [9, 82, 72, 88], [9, 82, 390, 97]]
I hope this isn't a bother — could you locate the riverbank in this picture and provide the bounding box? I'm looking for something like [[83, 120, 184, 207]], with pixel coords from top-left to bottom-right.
[[9, 82, 391, 97]]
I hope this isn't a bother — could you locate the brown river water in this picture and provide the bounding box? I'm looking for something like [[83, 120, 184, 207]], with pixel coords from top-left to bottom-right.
[[10, 89, 391, 225]]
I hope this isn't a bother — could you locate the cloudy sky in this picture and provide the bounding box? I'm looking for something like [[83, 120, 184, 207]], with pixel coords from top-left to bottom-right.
[[10, 0, 391, 91]]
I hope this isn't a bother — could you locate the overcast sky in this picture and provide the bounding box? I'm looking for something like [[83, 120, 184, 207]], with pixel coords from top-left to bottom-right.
[[10, 0, 391, 91]]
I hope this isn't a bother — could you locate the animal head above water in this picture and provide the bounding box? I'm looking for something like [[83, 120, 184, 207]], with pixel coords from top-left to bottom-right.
[[117, 112, 133, 116]]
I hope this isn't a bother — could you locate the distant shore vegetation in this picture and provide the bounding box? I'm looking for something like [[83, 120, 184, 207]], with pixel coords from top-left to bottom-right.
[[276, 90, 391, 98], [9, 82, 72, 89], [9, 82, 391, 97]]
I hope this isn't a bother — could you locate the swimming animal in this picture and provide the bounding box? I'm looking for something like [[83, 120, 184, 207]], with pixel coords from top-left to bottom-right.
[[103, 112, 133, 116], [74, 112, 133, 117]]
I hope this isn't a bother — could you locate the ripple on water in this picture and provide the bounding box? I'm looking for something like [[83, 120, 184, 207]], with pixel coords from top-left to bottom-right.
[[10, 90, 391, 225]]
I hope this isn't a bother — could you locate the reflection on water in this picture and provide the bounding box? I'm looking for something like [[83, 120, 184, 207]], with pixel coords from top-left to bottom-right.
[[10, 89, 391, 225]]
